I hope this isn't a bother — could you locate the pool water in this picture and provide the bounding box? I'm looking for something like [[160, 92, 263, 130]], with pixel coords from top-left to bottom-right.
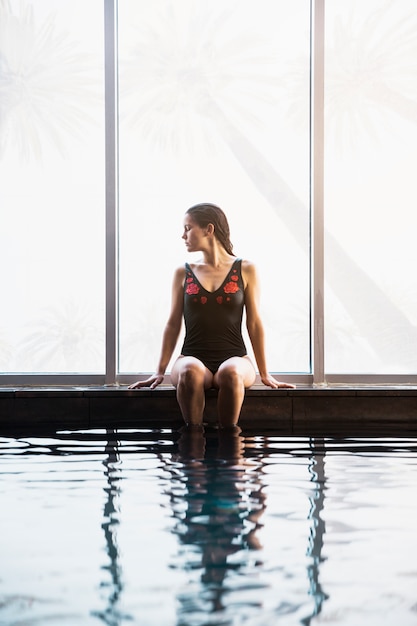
[[1, 428, 417, 625]]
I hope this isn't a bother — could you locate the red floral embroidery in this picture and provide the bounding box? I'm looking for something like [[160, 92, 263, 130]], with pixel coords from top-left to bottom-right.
[[224, 281, 240, 294], [216, 296, 223, 304], [186, 277, 193, 283], [200, 296, 207, 304], [186, 282, 200, 295], [231, 275, 238, 281]]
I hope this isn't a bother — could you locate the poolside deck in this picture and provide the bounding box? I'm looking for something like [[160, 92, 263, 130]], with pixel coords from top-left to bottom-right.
[[1, 385, 417, 436]]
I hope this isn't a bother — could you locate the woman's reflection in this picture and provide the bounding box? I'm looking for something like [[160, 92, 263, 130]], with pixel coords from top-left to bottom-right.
[[168, 426, 267, 616], [167, 429, 329, 624]]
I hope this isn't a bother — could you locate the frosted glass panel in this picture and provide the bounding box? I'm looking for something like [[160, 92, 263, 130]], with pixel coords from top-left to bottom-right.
[[324, 0, 417, 374], [118, 0, 311, 374], [0, 1, 105, 373]]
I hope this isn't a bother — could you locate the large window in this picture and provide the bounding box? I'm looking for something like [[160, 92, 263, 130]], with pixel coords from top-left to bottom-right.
[[1, 1, 416, 385], [0, 0, 105, 376], [324, 0, 417, 378], [117, 0, 311, 376]]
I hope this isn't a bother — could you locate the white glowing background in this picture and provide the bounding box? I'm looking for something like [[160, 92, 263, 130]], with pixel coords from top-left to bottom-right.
[[1, 0, 417, 376]]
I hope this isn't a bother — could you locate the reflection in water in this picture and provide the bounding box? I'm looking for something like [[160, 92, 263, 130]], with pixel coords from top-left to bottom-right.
[[4, 431, 417, 624], [304, 438, 328, 625], [163, 428, 328, 624], [93, 430, 125, 626], [92, 429, 328, 625], [168, 427, 267, 620]]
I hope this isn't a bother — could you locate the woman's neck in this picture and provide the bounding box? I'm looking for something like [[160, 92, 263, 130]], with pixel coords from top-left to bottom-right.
[[201, 247, 234, 268]]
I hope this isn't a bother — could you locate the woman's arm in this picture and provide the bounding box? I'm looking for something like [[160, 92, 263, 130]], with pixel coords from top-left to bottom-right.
[[128, 266, 185, 389], [242, 260, 295, 389]]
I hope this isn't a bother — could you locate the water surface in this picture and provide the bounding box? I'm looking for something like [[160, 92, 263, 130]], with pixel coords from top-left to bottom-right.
[[1, 429, 417, 625]]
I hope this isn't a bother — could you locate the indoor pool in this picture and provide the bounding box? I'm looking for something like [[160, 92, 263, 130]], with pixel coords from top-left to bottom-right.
[[1, 428, 417, 626]]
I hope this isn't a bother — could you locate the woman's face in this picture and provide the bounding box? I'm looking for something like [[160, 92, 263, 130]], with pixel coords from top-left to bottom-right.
[[182, 214, 207, 252]]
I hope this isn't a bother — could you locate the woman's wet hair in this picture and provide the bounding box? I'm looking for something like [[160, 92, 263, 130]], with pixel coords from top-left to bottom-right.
[[186, 203, 234, 255]]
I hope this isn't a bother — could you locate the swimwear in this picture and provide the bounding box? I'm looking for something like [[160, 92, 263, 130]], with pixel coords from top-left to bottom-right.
[[181, 258, 247, 373]]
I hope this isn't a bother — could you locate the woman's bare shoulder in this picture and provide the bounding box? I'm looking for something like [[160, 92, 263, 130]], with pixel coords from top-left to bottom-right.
[[171, 264, 186, 286], [240, 259, 259, 289], [241, 258, 258, 275]]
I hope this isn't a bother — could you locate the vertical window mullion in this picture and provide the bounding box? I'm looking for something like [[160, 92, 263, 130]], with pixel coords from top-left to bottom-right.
[[311, 0, 325, 385], [104, 0, 119, 384]]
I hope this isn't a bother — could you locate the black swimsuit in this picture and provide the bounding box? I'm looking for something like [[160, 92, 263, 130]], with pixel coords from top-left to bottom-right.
[[181, 258, 247, 373]]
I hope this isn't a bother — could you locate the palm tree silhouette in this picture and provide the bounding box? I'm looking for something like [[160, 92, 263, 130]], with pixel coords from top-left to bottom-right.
[[0, 0, 99, 160], [325, 0, 417, 149], [18, 301, 104, 371]]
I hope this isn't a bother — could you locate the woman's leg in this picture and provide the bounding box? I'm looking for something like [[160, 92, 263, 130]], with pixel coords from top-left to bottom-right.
[[213, 356, 256, 428], [171, 356, 214, 426]]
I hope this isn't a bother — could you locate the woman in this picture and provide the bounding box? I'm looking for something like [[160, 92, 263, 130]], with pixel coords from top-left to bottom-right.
[[128, 203, 294, 427]]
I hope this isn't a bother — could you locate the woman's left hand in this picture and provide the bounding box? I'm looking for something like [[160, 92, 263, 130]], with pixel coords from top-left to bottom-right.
[[260, 374, 296, 389]]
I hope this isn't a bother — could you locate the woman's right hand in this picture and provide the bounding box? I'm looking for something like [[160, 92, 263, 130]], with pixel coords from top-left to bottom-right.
[[128, 374, 165, 390]]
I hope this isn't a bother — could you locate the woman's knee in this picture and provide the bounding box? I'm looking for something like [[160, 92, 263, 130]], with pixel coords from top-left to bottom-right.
[[175, 358, 207, 389], [215, 358, 256, 389], [215, 364, 243, 389]]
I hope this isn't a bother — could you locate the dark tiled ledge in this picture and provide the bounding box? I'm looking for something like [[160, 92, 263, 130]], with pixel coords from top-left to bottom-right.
[[2, 385, 417, 436]]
